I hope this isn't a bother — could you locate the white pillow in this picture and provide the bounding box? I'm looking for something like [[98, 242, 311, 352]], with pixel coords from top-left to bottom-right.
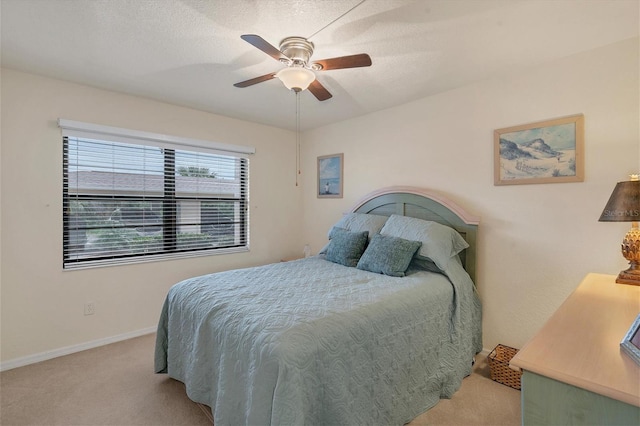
[[380, 214, 468, 271], [327, 213, 388, 241], [320, 213, 388, 254]]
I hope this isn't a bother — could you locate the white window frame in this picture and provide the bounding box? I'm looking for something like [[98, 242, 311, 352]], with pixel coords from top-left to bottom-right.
[[59, 119, 254, 269]]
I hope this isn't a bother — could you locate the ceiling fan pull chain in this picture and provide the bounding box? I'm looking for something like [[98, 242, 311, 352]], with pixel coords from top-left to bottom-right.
[[307, 0, 367, 41], [295, 91, 301, 187]]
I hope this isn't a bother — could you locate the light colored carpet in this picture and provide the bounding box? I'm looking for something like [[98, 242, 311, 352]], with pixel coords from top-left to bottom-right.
[[411, 354, 522, 425], [1, 333, 520, 425]]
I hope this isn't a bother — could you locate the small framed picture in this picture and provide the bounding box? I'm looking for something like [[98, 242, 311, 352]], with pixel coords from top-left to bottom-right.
[[317, 153, 343, 198], [494, 114, 584, 185], [621, 313, 640, 366]]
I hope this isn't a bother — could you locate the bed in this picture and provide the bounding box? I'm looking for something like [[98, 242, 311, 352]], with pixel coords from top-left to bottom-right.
[[155, 186, 482, 425]]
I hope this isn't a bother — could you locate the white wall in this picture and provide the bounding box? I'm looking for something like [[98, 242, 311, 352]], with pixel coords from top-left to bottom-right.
[[301, 38, 640, 351], [1, 37, 638, 366], [0, 69, 303, 364]]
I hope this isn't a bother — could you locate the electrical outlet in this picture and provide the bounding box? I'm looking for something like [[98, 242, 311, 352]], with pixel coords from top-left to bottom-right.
[[84, 302, 95, 316]]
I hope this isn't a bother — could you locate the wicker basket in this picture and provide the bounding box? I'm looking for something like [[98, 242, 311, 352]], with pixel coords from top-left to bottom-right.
[[488, 344, 522, 390]]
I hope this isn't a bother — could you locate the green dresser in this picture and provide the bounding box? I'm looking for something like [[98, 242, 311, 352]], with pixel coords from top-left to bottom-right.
[[511, 273, 640, 425]]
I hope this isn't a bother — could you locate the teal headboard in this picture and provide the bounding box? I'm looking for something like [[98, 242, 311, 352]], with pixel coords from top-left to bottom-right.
[[350, 186, 480, 284]]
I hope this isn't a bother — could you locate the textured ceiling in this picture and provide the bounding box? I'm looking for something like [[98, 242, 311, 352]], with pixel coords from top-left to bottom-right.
[[1, 0, 638, 131]]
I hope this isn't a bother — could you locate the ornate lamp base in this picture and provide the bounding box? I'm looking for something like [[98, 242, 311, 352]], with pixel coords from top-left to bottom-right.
[[618, 224, 640, 286], [616, 267, 640, 285]]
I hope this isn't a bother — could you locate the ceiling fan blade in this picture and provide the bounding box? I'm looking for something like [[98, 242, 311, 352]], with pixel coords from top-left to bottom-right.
[[312, 53, 372, 71], [233, 72, 277, 88], [240, 34, 289, 62], [308, 80, 333, 101]]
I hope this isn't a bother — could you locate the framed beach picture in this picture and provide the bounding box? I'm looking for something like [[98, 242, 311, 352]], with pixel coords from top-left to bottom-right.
[[621, 313, 640, 366], [317, 153, 343, 198], [494, 114, 584, 185]]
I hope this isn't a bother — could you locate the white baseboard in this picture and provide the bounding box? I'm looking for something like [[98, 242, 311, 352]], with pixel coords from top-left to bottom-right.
[[0, 326, 156, 372]]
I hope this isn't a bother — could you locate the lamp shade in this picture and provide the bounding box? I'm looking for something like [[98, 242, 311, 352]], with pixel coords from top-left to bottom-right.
[[276, 67, 315, 92], [599, 180, 640, 222]]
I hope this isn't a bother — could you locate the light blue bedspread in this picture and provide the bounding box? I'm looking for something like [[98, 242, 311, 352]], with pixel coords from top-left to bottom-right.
[[155, 256, 482, 425]]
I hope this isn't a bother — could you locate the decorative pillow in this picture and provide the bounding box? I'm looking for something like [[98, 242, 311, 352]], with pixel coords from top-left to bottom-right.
[[357, 234, 422, 277], [324, 228, 369, 267], [320, 213, 388, 254], [380, 214, 469, 271]]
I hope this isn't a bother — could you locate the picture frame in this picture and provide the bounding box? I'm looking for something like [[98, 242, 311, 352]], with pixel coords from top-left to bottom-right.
[[317, 153, 343, 198], [494, 114, 584, 185], [621, 313, 640, 366]]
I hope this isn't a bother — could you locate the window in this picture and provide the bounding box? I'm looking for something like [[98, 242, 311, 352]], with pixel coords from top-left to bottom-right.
[[60, 119, 253, 269]]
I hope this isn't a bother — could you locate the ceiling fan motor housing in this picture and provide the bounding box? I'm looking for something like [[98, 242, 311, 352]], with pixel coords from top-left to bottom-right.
[[279, 37, 315, 67]]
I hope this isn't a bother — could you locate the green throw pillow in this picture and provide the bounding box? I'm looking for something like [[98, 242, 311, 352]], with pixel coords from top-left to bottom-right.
[[325, 227, 369, 267], [357, 233, 422, 277]]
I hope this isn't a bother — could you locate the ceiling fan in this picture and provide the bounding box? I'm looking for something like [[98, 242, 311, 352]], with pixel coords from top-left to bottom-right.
[[233, 34, 372, 101]]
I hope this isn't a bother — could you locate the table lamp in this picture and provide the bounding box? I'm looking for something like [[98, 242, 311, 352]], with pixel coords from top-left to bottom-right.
[[599, 175, 640, 285]]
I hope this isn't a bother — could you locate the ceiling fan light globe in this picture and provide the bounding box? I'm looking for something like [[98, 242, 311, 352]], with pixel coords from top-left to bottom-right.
[[276, 67, 316, 92]]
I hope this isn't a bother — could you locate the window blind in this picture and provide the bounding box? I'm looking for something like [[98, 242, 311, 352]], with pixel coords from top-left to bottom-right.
[[60, 120, 252, 269]]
